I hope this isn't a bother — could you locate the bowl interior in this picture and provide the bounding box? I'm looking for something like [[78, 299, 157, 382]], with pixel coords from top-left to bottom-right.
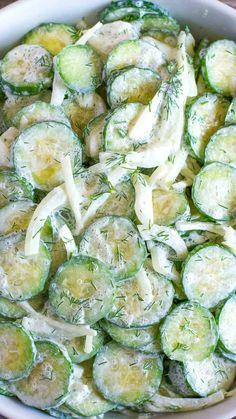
[[0, 0, 236, 418]]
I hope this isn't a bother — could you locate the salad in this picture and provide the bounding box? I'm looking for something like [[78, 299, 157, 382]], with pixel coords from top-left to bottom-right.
[[0, 0, 236, 417]]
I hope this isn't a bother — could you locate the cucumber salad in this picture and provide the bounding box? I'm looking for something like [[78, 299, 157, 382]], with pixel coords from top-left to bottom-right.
[[0, 0, 236, 417]]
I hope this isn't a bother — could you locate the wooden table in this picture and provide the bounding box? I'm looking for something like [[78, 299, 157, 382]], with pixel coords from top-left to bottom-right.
[[0, 0, 236, 8]]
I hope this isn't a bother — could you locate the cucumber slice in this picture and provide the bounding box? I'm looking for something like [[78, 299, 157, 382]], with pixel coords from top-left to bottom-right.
[[202, 39, 236, 96], [194, 38, 210, 75], [205, 125, 236, 167], [106, 262, 174, 327], [197, 73, 212, 95], [23, 23, 78, 56], [105, 39, 166, 79], [0, 45, 53, 96], [47, 405, 79, 419], [93, 341, 163, 406], [160, 302, 218, 362], [84, 113, 106, 161], [182, 244, 236, 309], [152, 189, 190, 226], [141, 30, 177, 47], [88, 21, 139, 60], [218, 346, 236, 363], [184, 353, 236, 397], [13, 101, 70, 130], [140, 334, 162, 355], [218, 294, 236, 356], [99, 0, 169, 23], [185, 93, 230, 162], [0, 296, 26, 319], [192, 162, 236, 221], [0, 379, 14, 397], [0, 169, 34, 208], [13, 340, 72, 409], [3, 90, 51, 127], [13, 121, 82, 191], [103, 102, 146, 153], [50, 237, 67, 277], [225, 98, 236, 125], [167, 360, 196, 397], [79, 215, 147, 281], [0, 322, 36, 380], [65, 361, 115, 416], [0, 200, 35, 236], [140, 14, 179, 33], [100, 319, 159, 349], [0, 233, 51, 300], [107, 66, 160, 108], [63, 92, 106, 138], [49, 255, 115, 325], [96, 178, 135, 220], [64, 325, 106, 364], [57, 45, 102, 93]]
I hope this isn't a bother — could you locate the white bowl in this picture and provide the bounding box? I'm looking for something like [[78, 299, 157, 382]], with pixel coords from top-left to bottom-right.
[[0, 0, 236, 418]]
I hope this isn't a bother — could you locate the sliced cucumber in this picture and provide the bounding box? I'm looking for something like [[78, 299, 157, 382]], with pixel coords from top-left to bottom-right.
[[141, 334, 162, 355], [0, 200, 35, 236], [50, 237, 67, 277], [0, 233, 51, 300], [96, 178, 135, 220], [185, 93, 230, 162], [0, 322, 36, 380], [88, 21, 139, 60], [100, 319, 159, 349], [106, 262, 174, 327], [160, 301, 218, 362], [205, 125, 236, 167], [49, 255, 115, 325], [66, 361, 115, 416], [167, 360, 196, 397], [202, 39, 236, 96], [93, 341, 163, 406], [225, 98, 236, 125], [99, 0, 169, 23], [152, 189, 190, 226], [2, 90, 51, 127], [57, 45, 102, 93], [13, 101, 70, 130], [84, 113, 106, 161], [23, 23, 78, 56], [218, 294, 236, 356], [194, 38, 210, 75], [0, 296, 26, 319], [13, 340, 72, 409], [141, 29, 177, 47], [0, 169, 33, 208], [105, 39, 166, 79], [192, 162, 236, 221], [79, 215, 147, 281], [0, 380, 14, 397], [184, 352, 236, 397], [47, 405, 79, 419], [0, 45, 53, 96], [103, 102, 146, 153], [182, 244, 236, 309], [139, 14, 179, 33], [63, 92, 106, 137], [64, 325, 106, 364], [107, 66, 160, 108], [13, 121, 82, 191]]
